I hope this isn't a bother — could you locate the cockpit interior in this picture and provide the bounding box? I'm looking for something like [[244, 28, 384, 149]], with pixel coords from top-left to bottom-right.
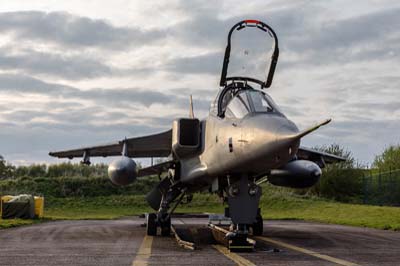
[[211, 83, 283, 119]]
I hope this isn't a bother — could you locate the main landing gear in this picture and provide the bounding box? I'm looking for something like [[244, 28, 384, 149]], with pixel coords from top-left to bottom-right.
[[146, 212, 171, 236], [146, 171, 186, 237]]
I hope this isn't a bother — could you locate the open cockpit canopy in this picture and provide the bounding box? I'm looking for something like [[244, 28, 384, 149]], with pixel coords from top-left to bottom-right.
[[214, 20, 280, 118], [219, 20, 279, 89]]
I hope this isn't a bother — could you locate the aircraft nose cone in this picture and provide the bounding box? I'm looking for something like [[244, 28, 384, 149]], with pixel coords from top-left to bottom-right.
[[274, 119, 299, 140], [241, 115, 300, 155]]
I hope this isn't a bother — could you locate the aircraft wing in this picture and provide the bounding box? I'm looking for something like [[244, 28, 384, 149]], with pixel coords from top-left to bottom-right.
[[49, 129, 172, 159], [137, 160, 174, 178], [296, 146, 346, 167]]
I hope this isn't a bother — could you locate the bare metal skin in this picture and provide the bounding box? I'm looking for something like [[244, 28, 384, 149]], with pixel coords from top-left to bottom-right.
[[181, 112, 301, 186]]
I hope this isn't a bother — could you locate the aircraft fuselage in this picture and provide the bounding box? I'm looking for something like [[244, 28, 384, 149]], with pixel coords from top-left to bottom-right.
[[180, 112, 300, 189]]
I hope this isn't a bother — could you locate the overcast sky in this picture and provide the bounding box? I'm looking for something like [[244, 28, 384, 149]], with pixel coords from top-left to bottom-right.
[[0, 0, 399, 166]]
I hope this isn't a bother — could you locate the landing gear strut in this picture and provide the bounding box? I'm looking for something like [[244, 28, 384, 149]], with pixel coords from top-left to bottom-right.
[[146, 173, 185, 237], [251, 209, 263, 236], [225, 174, 262, 251], [146, 213, 157, 236], [160, 214, 171, 236], [146, 212, 171, 236]]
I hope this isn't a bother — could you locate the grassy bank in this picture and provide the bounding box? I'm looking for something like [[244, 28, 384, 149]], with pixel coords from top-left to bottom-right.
[[2, 188, 400, 230]]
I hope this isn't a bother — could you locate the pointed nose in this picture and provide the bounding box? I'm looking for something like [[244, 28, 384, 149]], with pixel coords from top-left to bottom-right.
[[243, 114, 299, 138], [273, 120, 301, 161], [242, 114, 299, 149], [275, 120, 299, 142], [239, 114, 301, 169]]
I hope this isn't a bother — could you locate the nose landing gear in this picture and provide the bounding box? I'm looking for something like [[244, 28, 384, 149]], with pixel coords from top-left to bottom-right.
[[146, 213, 157, 236], [252, 210, 263, 236], [223, 174, 263, 251], [146, 212, 173, 236]]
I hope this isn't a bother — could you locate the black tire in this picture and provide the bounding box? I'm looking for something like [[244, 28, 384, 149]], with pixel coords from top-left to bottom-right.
[[160, 216, 171, 236], [252, 213, 263, 236], [146, 213, 157, 236]]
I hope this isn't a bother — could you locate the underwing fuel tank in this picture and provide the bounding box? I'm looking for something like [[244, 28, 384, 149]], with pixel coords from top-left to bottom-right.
[[108, 156, 137, 186], [267, 160, 322, 188]]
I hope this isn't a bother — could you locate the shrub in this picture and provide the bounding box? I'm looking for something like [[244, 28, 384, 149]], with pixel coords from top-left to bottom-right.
[[305, 144, 365, 203], [373, 145, 400, 172]]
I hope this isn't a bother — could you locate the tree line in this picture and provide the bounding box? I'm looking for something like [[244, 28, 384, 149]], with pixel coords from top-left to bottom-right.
[[303, 144, 400, 205], [1, 145, 400, 204]]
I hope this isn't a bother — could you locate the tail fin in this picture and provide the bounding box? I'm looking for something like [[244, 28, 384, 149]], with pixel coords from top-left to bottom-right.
[[189, 95, 194, 119]]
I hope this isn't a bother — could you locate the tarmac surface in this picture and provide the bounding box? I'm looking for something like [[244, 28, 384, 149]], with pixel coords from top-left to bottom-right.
[[0, 217, 399, 266]]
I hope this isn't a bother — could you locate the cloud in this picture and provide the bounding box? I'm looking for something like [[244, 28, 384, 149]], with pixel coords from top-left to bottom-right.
[[300, 118, 400, 165], [0, 73, 215, 147], [168, 3, 400, 71], [279, 7, 400, 67], [309, 8, 399, 51], [0, 73, 215, 113], [0, 11, 165, 49], [0, 47, 114, 80], [0, 73, 172, 107], [352, 101, 400, 113], [170, 1, 311, 49], [0, 120, 164, 164], [0, 1, 399, 166], [165, 52, 222, 74]]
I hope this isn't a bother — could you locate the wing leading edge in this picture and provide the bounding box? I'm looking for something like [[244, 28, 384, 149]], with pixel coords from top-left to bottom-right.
[[49, 129, 172, 159], [137, 160, 174, 178], [297, 146, 346, 167]]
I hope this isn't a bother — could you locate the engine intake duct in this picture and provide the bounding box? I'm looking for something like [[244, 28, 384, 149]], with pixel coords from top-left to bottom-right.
[[172, 118, 200, 159]]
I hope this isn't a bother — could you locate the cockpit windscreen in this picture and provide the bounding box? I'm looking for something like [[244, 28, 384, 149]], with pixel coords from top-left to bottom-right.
[[224, 89, 282, 119]]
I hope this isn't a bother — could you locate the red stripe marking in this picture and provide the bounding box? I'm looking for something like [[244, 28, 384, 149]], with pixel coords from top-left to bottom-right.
[[244, 19, 260, 24]]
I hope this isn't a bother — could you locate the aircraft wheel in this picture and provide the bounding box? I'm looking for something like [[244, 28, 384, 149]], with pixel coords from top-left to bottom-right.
[[146, 213, 157, 236], [160, 216, 171, 236], [252, 213, 263, 236]]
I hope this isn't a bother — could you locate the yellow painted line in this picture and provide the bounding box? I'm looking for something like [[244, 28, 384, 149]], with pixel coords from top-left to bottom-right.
[[212, 245, 255, 266], [256, 236, 360, 266], [132, 235, 153, 266]]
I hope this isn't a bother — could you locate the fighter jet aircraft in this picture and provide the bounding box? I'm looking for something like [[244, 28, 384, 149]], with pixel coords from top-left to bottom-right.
[[50, 20, 345, 248]]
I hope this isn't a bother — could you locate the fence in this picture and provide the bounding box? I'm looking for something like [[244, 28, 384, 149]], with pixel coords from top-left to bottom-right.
[[362, 169, 400, 206]]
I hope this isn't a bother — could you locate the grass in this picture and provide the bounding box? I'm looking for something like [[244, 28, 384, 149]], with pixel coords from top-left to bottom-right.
[[0, 218, 38, 229], [44, 195, 151, 219], [1, 187, 400, 230], [260, 189, 400, 230]]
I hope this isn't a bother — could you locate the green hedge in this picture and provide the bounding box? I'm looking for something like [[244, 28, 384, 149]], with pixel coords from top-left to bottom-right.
[[0, 175, 159, 197]]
